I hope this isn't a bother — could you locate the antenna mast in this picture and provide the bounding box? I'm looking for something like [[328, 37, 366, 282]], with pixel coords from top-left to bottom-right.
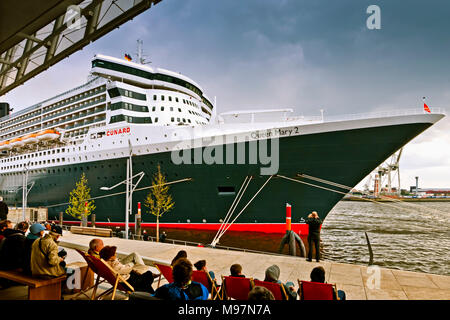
[[136, 39, 151, 65]]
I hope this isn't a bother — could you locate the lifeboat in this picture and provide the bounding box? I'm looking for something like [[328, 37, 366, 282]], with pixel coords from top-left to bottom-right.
[[9, 137, 25, 148], [22, 133, 39, 145], [36, 129, 60, 141], [0, 141, 9, 151]]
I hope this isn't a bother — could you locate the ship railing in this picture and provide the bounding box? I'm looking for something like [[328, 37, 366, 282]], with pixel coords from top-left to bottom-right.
[[286, 107, 446, 123]]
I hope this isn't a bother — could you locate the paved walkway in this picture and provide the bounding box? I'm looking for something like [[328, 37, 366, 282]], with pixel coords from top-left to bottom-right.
[[58, 231, 450, 300]]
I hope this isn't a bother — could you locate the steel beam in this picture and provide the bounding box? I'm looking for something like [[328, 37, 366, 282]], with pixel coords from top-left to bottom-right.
[[0, 0, 162, 96]]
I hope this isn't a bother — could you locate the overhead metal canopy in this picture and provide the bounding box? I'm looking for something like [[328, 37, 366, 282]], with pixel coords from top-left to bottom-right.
[[0, 0, 162, 96]]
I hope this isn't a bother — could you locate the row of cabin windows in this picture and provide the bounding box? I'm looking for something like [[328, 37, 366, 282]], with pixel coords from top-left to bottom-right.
[[171, 117, 191, 124], [109, 102, 148, 112], [1, 157, 65, 171], [0, 148, 65, 163], [107, 87, 146, 101], [92, 59, 204, 98], [151, 106, 202, 119], [110, 115, 154, 124], [152, 95, 199, 108]]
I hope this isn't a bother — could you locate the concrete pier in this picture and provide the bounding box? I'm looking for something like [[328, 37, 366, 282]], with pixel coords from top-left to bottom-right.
[[1, 230, 449, 300], [58, 232, 450, 300]]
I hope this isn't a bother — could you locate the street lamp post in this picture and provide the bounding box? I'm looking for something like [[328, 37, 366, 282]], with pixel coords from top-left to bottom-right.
[[22, 162, 34, 221], [100, 161, 144, 240]]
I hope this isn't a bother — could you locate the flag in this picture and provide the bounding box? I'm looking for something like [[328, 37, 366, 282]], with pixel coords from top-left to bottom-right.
[[424, 102, 431, 113], [124, 54, 132, 61]]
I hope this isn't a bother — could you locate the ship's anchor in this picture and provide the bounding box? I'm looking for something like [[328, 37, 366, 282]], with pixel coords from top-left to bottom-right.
[[278, 203, 306, 257]]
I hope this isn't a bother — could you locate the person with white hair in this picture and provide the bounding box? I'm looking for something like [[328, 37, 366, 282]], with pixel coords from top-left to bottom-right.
[[306, 211, 322, 262]]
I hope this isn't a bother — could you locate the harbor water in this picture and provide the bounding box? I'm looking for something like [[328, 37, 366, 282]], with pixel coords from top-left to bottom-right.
[[140, 201, 450, 277]]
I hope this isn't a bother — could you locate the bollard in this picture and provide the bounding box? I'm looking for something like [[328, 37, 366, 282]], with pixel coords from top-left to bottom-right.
[[136, 202, 142, 237], [91, 213, 96, 228], [286, 203, 291, 231], [59, 212, 63, 228]]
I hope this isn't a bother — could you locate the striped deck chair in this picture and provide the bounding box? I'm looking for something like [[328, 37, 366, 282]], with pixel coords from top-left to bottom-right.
[[252, 279, 289, 300]]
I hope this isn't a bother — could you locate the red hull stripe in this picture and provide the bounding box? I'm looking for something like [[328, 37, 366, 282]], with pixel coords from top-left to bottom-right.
[[57, 221, 318, 235]]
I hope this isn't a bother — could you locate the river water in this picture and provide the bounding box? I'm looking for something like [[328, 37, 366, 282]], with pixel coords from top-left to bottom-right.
[[141, 201, 450, 277]]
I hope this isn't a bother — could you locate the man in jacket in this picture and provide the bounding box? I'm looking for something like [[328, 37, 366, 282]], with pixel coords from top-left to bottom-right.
[[30, 225, 66, 278], [23, 223, 46, 275], [0, 197, 8, 221], [306, 211, 322, 262]]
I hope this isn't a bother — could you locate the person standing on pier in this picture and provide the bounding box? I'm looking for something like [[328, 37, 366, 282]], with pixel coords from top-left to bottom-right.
[[306, 211, 322, 262], [0, 197, 8, 221]]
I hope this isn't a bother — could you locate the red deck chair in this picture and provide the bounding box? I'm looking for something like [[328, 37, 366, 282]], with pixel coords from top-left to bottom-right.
[[71, 248, 106, 299], [87, 255, 134, 300], [297, 280, 338, 300], [154, 263, 173, 287], [221, 276, 253, 300], [191, 270, 220, 300], [252, 279, 289, 300]]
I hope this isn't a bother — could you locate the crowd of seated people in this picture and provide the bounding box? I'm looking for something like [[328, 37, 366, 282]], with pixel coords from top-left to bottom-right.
[[0, 221, 69, 290], [1, 223, 346, 301]]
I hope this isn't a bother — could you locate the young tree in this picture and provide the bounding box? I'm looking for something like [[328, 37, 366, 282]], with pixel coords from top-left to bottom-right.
[[66, 173, 95, 226], [143, 165, 174, 241]]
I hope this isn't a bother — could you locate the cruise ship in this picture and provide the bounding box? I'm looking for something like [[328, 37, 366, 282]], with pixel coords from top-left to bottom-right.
[[0, 54, 445, 236]]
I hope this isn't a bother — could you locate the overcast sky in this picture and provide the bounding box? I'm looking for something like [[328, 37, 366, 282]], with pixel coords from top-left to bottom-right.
[[3, 0, 450, 189]]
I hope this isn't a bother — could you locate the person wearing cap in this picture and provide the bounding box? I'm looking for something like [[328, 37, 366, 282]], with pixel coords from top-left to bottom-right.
[[263, 264, 297, 300], [22, 223, 46, 275], [30, 224, 66, 278], [0, 221, 28, 271], [306, 211, 322, 262]]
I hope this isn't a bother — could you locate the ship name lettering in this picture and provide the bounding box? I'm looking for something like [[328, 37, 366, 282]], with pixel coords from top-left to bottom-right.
[[106, 127, 131, 136]]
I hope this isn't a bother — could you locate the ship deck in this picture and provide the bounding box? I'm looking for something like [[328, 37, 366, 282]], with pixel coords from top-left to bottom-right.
[[1, 231, 448, 300]]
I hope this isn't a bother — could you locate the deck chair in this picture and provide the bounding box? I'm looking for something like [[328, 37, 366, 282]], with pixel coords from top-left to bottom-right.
[[154, 263, 173, 287], [87, 255, 134, 300], [221, 276, 253, 300], [297, 280, 338, 300], [191, 270, 220, 300], [71, 248, 106, 299], [252, 279, 289, 300]]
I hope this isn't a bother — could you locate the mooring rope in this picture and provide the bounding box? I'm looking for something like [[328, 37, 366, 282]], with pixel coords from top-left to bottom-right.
[[297, 173, 449, 216], [212, 175, 273, 245], [211, 176, 252, 247], [276, 174, 442, 215]]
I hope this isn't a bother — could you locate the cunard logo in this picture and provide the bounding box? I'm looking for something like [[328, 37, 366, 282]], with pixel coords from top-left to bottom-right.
[[106, 127, 131, 136]]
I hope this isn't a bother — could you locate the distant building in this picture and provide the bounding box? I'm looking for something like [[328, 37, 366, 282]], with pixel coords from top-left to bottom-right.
[[409, 187, 450, 196]]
